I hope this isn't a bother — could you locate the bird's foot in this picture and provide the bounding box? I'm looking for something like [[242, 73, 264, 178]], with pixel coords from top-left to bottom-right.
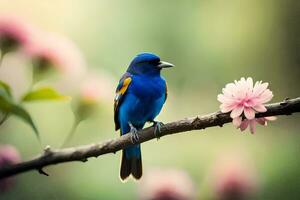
[[151, 121, 164, 140], [129, 122, 139, 144]]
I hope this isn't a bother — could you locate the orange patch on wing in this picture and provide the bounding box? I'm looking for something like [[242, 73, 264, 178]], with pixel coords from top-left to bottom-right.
[[118, 77, 132, 95]]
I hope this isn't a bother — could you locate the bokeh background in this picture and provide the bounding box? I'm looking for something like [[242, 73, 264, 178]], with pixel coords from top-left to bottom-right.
[[0, 0, 299, 199]]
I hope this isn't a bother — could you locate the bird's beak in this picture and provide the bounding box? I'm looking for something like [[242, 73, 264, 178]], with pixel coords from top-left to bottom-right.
[[157, 61, 174, 69]]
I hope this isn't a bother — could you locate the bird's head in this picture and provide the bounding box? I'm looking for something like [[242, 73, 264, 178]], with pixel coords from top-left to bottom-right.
[[127, 53, 174, 75]]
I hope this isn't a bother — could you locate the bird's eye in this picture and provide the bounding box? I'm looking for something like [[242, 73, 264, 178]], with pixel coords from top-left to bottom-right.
[[148, 60, 160, 65]]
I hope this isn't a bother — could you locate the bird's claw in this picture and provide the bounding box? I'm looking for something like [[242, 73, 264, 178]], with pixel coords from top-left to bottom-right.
[[130, 129, 139, 144], [152, 121, 164, 140], [129, 123, 139, 144]]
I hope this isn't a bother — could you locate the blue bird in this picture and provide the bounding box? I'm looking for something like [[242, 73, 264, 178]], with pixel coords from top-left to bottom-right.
[[114, 53, 174, 180]]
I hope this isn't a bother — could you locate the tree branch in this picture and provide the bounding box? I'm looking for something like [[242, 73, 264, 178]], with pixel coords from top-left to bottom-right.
[[0, 97, 299, 179]]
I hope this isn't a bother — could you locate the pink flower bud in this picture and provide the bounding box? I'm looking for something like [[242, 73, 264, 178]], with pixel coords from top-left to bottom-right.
[[0, 145, 21, 193], [138, 168, 197, 200]]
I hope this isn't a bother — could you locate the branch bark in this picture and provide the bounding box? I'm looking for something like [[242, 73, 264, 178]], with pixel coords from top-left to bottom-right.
[[0, 97, 299, 179]]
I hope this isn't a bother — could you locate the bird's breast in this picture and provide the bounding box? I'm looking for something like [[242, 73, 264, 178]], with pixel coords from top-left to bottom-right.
[[121, 75, 166, 123], [129, 75, 165, 100]]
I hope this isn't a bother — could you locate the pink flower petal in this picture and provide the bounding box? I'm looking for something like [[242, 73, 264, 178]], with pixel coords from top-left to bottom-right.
[[257, 90, 273, 104], [217, 94, 234, 104], [253, 82, 268, 97], [224, 83, 236, 94], [232, 117, 242, 128], [239, 120, 249, 131], [240, 77, 246, 84], [230, 106, 244, 118], [256, 118, 266, 126], [246, 77, 253, 90], [249, 120, 256, 134], [244, 107, 255, 119], [220, 104, 236, 113], [217, 94, 224, 103], [244, 99, 256, 107], [265, 116, 277, 121], [223, 86, 237, 98], [253, 104, 267, 112]]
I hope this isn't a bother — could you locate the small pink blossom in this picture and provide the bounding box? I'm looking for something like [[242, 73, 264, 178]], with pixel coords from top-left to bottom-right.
[[138, 168, 197, 200], [218, 77, 274, 133], [24, 31, 86, 77], [0, 145, 21, 193], [0, 15, 31, 53]]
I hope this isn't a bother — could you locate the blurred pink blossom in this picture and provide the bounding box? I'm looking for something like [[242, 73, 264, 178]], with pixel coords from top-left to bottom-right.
[[79, 72, 115, 104], [71, 72, 115, 121], [138, 168, 197, 200], [211, 155, 258, 200], [24, 31, 86, 77], [0, 15, 31, 53], [218, 77, 274, 133], [0, 145, 21, 193]]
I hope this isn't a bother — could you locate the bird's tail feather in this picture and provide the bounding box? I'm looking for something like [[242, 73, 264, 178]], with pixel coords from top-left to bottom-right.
[[131, 156, 142, 179], [120, 150, 131, 180], [120, 148, 142, 180]]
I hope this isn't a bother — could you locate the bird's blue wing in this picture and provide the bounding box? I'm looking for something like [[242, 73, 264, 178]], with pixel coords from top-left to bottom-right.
[[114, 72, 132, 131]]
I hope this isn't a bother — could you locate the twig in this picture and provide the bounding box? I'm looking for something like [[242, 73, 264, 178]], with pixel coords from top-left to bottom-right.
[[0, 97, 299, 179]]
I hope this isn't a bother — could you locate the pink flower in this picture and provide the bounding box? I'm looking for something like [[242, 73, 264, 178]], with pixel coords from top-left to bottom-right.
[[0, 145, 21, 193], [218, 77, 274, 132], [211, 155, 258, 200], [0, 15, 31, 54], [138, 168, 197, 200], [24, 31, 86, 77]]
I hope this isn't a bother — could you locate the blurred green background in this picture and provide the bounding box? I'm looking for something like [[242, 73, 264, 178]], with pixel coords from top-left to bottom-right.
[[0, 0, 299, 199]]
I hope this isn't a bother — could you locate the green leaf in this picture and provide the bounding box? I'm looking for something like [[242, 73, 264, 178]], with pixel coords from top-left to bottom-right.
[[0, 80, 12, 98], [0, 88, 12, 111], [0, 81, 13, 112], [22, 87, 70, 102], [10, 104, 39, 139], [0, 86, 39, 139]]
